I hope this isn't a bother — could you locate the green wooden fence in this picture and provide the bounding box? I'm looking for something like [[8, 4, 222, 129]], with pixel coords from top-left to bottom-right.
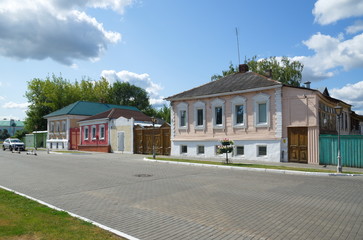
[[320, 135, 363, 168]]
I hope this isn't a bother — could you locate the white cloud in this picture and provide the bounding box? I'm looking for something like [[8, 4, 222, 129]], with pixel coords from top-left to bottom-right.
[[294, 32, 363, 82], [2, 102, 30, 109], [101, 70, 167, 107], [346, 20, 363, 34], [0, 96, 5, 100], [330, 81, 363, 114], [313, 0, 363, 25], [0, 0, 133, 65]]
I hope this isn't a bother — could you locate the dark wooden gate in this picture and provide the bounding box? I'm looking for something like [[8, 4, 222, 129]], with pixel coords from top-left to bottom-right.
[[134, 123, 170, 155], [288, 127, 308, 163], [70, 127, 80, 150]]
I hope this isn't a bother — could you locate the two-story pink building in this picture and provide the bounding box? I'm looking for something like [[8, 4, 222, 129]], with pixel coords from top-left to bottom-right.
[[166, 64, 359, 164]]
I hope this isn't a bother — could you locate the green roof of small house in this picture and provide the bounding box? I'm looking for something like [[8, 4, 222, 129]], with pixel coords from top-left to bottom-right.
[[43, 101, 140, 118]]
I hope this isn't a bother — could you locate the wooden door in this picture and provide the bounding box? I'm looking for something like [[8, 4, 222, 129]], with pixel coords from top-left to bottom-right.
[[288, 127, 308, 163], [70, 128, 80, 150]]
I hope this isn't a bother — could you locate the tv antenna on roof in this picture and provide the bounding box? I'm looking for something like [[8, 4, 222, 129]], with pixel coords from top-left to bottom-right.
[[235, 27, 241, 65]]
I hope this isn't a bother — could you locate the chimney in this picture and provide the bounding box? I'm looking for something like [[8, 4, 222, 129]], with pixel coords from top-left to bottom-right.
[[304, 81, 311, 89], [238, 64, 249, 73], [264, 69, 272, 78]]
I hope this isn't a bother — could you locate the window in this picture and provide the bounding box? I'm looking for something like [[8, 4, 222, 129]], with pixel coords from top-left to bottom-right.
[[211, 99, 225, 129], [194, 101, 205, 129], [181, 145, 188, 154], [231, 96, 247, 127], [258, 146, 267, 156], [56, 122, 60, 132], [253, 93, 270, 127], [84, 127, 89, 140], [177, 102, 188, 129], [50, 122, 54, 132], [99, 125, 105, 139], [197, 109, 203, 126], [258, 103, 267, 124], [180, 110, 187, 127], [235, 146, 244, 156], [215, 107, 223, 125], [92, 126, 97, 140], [62, 121, 66, 132], [197, 145, 205, 154], [235, 105, 244, 124]]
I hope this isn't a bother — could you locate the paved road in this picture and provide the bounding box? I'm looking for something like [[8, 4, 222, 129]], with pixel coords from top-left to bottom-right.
[[0, 151, 362, 240]]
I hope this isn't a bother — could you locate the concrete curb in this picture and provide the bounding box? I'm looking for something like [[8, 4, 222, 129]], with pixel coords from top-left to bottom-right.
[[0, 185, 139, 240], [143, 158, 363, 177]]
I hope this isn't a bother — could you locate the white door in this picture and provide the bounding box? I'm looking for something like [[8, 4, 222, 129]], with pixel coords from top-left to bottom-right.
[[117, 131, 125, 151]]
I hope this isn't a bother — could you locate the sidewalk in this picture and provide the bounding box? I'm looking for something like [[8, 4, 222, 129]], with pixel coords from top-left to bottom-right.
[[150, 155, 363, 174]]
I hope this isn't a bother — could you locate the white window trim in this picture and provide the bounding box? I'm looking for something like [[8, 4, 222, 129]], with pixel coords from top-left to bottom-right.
[[91, 125, 97, 140], [211, 98, 225, 129], [180, 145, 188, 154], [99, 125, 105, 140], [257, 145, 267, 157], [197, 145, 205, 155], [253, 93, 270, 128], [231, 96, 247, 128], [194, 101, 205, 130], [235, 145, 245, 156], [177, 102, 188, 130], [84, 127, 89, 140]]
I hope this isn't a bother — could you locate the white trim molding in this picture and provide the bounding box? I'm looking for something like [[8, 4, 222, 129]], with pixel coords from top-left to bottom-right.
[[211, 98, 225, 129], [99, 124, 105, 140], [176, 102, 188, 130], [253, 93, 270, 128], [231, 96, 247, 128], [193, 101, 206, 130], [275, 87, 282, 138]]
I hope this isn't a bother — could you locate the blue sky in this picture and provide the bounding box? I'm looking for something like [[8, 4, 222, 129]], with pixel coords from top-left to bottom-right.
[[1, 0, 363, 121]]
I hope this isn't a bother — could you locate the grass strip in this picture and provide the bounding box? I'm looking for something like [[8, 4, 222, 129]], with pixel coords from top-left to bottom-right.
[[0, 188, 125, 240], [148, 157, 362, 174]]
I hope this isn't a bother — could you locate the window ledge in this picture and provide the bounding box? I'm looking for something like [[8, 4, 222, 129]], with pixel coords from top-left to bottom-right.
[[255, 123, 269, 128]]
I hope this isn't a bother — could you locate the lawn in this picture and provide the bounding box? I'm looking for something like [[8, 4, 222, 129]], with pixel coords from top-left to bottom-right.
[[0, 188, 125, 240], [148, 157, 362, 174]]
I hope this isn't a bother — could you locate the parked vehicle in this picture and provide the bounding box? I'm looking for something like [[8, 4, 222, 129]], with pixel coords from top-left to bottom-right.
[[2, 138, 25, 151]]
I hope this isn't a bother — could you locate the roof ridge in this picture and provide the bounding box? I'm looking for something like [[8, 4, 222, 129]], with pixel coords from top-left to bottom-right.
[[251, 72, 282, 84], [67, 101, 82, 114], [107, 108, 116, 118]]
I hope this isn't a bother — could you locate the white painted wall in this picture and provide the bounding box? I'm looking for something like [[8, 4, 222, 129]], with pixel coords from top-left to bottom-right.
[[171, 139, 282, 162]]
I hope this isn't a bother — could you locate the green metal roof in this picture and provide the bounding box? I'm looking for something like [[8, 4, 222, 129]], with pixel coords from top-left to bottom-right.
[[0, 120, 25, 127], [43, 101, 140, 118]]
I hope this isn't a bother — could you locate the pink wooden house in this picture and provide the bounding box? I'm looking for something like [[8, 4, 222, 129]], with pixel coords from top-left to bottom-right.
[[166, 64, 360, 164], [78, 108, 152, 153]]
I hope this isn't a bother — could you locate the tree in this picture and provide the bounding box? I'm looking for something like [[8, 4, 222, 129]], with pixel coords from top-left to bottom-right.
[[144, 105, 171, 124], [25, 74, 155, 131], [211, 56, 304, 86], [0, 129, 10, 140], [211, 63, 237, 81], [109, 81, 150, 112]]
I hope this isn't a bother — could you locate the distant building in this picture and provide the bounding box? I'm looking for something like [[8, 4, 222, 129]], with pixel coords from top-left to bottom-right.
[[0, 119, 25, 137], [43, 101, 142, 150]]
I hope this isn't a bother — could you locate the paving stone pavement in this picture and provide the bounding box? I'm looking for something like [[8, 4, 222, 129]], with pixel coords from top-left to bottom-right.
[[0, 151, 362, 240]]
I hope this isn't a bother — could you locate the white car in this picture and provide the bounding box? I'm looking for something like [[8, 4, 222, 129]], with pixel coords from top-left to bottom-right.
[[2, 138, 25, 151]]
